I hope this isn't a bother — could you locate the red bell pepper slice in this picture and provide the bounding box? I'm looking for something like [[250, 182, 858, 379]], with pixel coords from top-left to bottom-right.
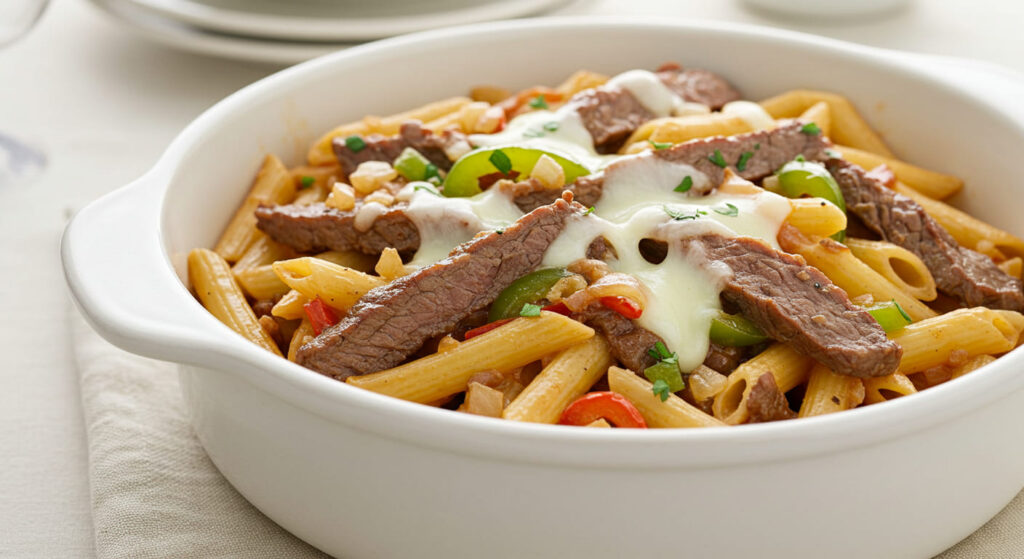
[[463, 318, 514, 340], [304, 297, 339, 336], [541, 301, 571, 316], [558, 392, 648, 428], [600, 296, 643, 319]]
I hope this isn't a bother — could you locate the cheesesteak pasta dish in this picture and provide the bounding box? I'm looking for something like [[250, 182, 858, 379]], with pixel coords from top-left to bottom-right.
[[188, 63, 1024, 428]]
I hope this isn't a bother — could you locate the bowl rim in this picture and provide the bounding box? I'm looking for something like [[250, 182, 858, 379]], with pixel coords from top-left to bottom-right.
[[123, 16, 1024, 468]]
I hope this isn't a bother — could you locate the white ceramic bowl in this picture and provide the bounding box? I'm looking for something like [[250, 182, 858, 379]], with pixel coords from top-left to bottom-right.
[[62, 18, 1024, 559]]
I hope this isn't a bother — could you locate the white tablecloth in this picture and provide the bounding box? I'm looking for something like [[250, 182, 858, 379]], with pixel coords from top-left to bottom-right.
[[2, 0, 1022, 556]]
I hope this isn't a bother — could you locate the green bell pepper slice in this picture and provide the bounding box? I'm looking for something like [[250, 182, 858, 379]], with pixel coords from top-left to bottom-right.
[[708, 311, 769, 347], [866, 300, 913, 333], [443, 146, 591, 198], [773, 158, 847, 242], [644, 361, 686, 394], [488, 268, 570, 322]]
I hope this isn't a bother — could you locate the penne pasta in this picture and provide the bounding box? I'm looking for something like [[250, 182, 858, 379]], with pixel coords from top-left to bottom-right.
[[845, 238, 937, 302], [622, 113, 753, 153], [554, 69, 609, 97], [785, 197, 847, 238], [835, 145, 963, 200], [234, 264, 291, 300], [287, 318, 314, 362], [891, 307, 1024, 374], [347, 312, 594, 403], [607, 367, 724, 428], [272, 289, 309, 320], [214, 154, 296, 263], [862, 373, 917, 405], [233, 235, 295, 272], [950, 354, 997, 380], [777, 224, 937, 321], [503, 335, 613, 424], [712, 343, 813, 425], [797, 364, 865, 417], [758, 89, 894, 157], [894, 182, 1024, 260], [188, 248, 282, 356], [273, 257, 385, 310]]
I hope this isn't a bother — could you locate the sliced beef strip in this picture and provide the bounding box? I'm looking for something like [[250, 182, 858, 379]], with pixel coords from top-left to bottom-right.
[[678, 234, 902, 378], [825, 158, 1024, 311], [517, 120, 831, 210], [703, 343, 745, 375], [332, 121, 467, 176], [747, 373, 797, 423], [296, 193, 587, 380], [254, 201, 420, 255], [576, 306, 662, 373], [656, 67, 741, 110], [566, 87, 655, 154]]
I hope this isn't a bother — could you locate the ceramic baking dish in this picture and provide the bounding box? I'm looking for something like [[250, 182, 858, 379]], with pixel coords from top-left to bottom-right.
[[62, 18, 1024, 558]]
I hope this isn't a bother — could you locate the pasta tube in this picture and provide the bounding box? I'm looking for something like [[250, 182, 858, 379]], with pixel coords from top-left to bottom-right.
[[712, 343, 813, 425], [835, 145, 963, 200], [347, 312, 594, 403], [272, 257, 385, 310], [845, 238, 937, 302], [797, 364, 865, 417], [188, 248, 281, 356], [234, 264, 291, 300], [503, 335, 613, 424], [891, 307, 1024, 374], [862, 373, 917, 405], [214, 154, 296, 262], [607, 367, 724, 428], [272, 289, 309, 320], [622, 113, 753, 153], [287, 318, 314, 362], [233, 235, 294, 272], [785, 197, 847, 238], [798, 101, 831, 137]]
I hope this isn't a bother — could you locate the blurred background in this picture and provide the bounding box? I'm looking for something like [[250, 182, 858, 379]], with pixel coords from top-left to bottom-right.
[[1, 0, 1022, 556]]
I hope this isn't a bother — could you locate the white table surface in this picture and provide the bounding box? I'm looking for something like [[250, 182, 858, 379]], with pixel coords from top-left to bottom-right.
[[1, 0, 1021, 556]]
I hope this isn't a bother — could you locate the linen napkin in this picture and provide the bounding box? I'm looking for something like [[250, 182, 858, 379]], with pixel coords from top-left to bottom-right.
[[71, 307, 1022, 558], [71, 308, 330, 559]]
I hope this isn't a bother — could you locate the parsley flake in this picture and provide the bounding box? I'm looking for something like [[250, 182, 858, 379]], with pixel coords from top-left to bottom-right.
[[648, 139, 672, 150], [489, 149, 512, 175], [495, 228, 504, 235], [584, 206, 595, 216], [344, 135, 366, 152], [795, 154, 807, 162], [651, 379, 671, 402], [413, 184, 441, 196], [737, 151, 754, 172], [714, 203, 739, 217], [520, 303, 542, 317], [663, 205, 707, 221], [708, 149, 727, 168], [674, 176, 693, 193], [299, 175, 315, 189], [754, 143, 761, 150], [801, 122, 822, 135], [528, 95, 549, 110], [543, 121, 559, 132], [424, 163, 440, 180], [892, 299, 913, 324], [647, 341, 671, 361]]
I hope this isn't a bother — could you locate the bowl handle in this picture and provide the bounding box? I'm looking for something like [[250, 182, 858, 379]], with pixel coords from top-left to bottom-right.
[[62, 173, 228, 365]]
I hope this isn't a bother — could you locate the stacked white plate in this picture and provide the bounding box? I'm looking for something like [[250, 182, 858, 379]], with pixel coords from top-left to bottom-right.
[[87, 0, 572, 64]]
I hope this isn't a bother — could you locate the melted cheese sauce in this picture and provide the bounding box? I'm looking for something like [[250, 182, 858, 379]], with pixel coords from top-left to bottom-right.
[[391, 69, 795, 370]]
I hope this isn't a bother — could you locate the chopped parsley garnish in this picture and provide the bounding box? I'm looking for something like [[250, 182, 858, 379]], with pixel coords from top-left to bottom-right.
[[646, 341, 678, 364], [893, 299, 912, 323], [648, 139, 672, 150], [674, 176, 693, 193], [584, 206, 595, 216], [424, 163, 440, 180], [794, 154, 807, 162], [528, 95, 549, 110], [663, 205, 707, 221], [299, 175, 315, 189], [413, 184, 441, 196], [344, 135, 366, 152], [736, 151, 754, 172], [708, 149, 727, 168], [543, 121, 559, 132], [495, 228, 504, 235], [714, 203, 739, 217], [651, 379, 671, 402], [801, 122, 822, 135], [520, 303, 542, 317], [754, 142, 761, 150], [489, 149, 512, 175]]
